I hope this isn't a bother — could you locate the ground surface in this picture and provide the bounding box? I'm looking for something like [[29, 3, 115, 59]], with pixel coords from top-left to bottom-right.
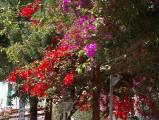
[[9, 116, 44, 120]]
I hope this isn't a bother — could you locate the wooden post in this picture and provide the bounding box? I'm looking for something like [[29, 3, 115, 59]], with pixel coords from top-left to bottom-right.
[[109, 75, 113, 120], [91, 65, 101, 120]]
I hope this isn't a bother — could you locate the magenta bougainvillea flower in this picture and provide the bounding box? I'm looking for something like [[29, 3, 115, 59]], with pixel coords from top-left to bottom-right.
[[84, 42, 97, 58], [62, 0, 71, 12]]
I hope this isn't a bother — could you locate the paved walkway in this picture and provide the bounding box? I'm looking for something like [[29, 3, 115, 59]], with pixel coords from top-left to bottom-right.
[[9, 116, 44, 120], [0, 110, 45, 120]]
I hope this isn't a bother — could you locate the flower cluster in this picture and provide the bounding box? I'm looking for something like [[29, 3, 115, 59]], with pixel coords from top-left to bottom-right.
[[30, 82, 48, 97], [34, 68, 45, 79], [6, 34, 71, 97], [113, 95, 134, 120], [75, 91, 91, 111], [60, 15, 97, 52], [7, 68, 19, 83], [62, 0, 93, 13], [19, 69, 32, 80], [62, 0, 71, 12], [21, 0, 41, 19], [8, 1, 98, 99], [135, 94, 156, 117], [63, 73, 74, 86], [84, 42, 97, 58], [21, 83, 30, 92]]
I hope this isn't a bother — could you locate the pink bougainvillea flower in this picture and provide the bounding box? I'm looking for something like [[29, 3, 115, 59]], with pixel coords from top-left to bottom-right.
[[84, 42, 97, 58], [62, 0, 71, 12]]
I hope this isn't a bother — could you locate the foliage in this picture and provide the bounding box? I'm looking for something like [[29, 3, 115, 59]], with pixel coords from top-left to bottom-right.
[[1, 0, 159, 119]]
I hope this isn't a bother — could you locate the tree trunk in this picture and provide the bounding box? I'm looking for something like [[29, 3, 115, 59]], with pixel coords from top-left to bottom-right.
[[44, 98, 52, 120], [91, 65, 101, 120], [18, 97, 25, 120], [29, 97, 38, 120]]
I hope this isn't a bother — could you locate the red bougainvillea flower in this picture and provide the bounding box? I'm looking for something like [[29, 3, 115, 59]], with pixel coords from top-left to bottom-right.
[[21, 6, 34, 19], [57, 45, 68, 52], [30, 82, 48, 97], [113, 95, 134, 120], [21, 0, 41, 19], [52, 50, 59, 62], [75, 91, 91, 111], [19, 69, 32, 80], [34, 68, 45, 79], [63, 73, 74, 86], [38, 59, 53, 72], [57, 45, 68, 57], [7, 68, 19, 83], [21, 83, 30, 92], [135, 94, 157, 117]]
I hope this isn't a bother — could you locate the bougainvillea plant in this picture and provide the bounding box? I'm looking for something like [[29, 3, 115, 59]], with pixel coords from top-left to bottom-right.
[[5, 0, 159, 120]]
